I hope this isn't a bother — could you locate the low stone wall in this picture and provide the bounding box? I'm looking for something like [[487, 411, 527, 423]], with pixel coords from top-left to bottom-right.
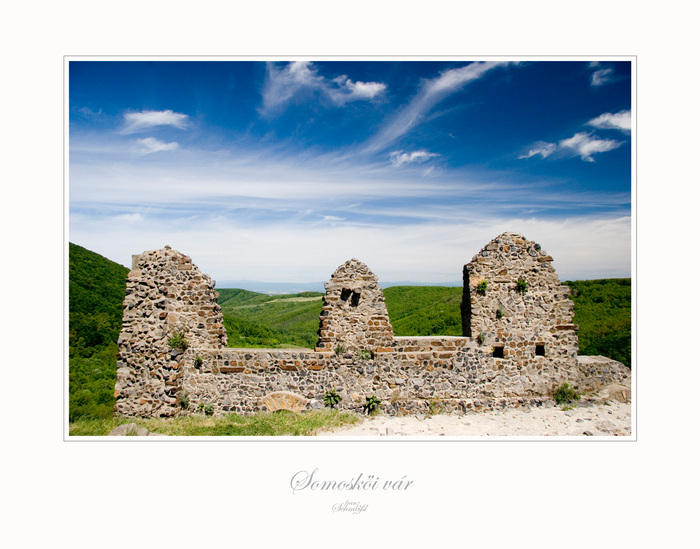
[[177, 336, 629, 417], [575, 355, 631, 392]]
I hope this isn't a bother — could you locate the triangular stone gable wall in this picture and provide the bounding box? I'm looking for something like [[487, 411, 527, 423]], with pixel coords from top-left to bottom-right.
[[315, 258, 394, 353], [461, 232, 578, 364]]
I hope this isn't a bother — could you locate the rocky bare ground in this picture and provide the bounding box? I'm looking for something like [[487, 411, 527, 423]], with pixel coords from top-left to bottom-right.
[[316, 398, 632, 437]]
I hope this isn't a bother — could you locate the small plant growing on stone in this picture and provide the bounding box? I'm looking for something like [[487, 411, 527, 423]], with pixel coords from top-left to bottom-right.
[[323, 389, 342, 409], [194, 356, 203, 369], [357, 349, 373, 360], [203, 403, 214, 416], [178, 390, 190, 410], [553, 382, 581, 406], [496, 306, 504, 319], [427, 398, 443, 416], [477, 333, 486, 346], [363, 395, 381, 415], [169, 332, 189, 350], [516, 278, 528, 294], [334, 342, 345, 356], [476, 280, 488, 295]]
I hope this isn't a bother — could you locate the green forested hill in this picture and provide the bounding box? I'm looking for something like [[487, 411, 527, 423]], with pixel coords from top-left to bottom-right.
[[383, 286, 462, 336], [69, 243, 129, 419], [563, 278, 631, 366], [68, 242, 631, 420], [218, 286, 464, 346], [69, 243, 129, 355], [218, 290, 324, 348]]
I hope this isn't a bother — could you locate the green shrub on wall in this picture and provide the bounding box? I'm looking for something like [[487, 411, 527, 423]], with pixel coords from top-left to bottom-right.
[[363, 395, 381, 415], [169, 332, 189, 350], [178, 390, 190, 410], [323, 389, 342, 409], [357, 349, 373, 360]]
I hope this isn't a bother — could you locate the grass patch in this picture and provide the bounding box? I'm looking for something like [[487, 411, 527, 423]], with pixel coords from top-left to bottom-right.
[[69, 409, 360, 437], [553, 382, 581, 406]]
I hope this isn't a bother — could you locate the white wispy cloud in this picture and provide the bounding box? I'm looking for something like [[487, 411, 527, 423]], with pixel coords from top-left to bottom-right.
[[76, 106, 104, 118], [587, 110, 631, 133], [519, 142, 557, 160], [260, 61, 387, 116], [520, 132, 622, 162], [589, 61, 614, 87], [113, 212, 144, 223], [363, 62, 508, 153], [559, 132, 622, 162], [70, 158, 454, 211], [69, 139, 631, 282], [389, 149, 440, 168], [520, 106, 629, 163], [122, 109, 189, 133], [135, 137, 179, 154], [330, 76, 386, 103], [70, 134, 628, 220], [71, 208, 631, 284]]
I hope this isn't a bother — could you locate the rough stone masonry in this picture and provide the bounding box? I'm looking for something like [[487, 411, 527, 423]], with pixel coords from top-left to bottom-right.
[[114, 233, 630, 418]]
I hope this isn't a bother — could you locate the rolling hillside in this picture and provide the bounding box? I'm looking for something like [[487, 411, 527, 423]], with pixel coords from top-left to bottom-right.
[[383, 286, 462, 336], [218, 288, 324, 348], [563, 279, 632, 366], [69, 242, 129, 356], [69, 243, 129, 420], [217, 281, 631, 366], [67, 242, 631, 420]]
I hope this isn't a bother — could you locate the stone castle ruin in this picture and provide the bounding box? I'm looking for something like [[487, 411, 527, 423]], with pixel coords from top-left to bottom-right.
[[114, 233, 630, 418]]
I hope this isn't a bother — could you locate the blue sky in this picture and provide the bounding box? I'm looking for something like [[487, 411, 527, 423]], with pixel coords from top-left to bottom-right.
[[69, 59, 632, 284]]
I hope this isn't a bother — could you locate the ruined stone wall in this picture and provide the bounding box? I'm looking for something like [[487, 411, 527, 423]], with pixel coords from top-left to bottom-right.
[[178, 340, 553, 417], [462, 232, 578, 370], [114, 238, 629, 419], [178, 331, 611, 416], [114, 246, 227, 417], [575, 356, 632, 392]]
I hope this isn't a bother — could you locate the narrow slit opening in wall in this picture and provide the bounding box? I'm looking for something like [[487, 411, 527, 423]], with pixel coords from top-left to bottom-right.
[[351, 291, 361, 307], [493, 346, 504, 359], [340, 288, 352, 301], [535, 344, 545, 356]]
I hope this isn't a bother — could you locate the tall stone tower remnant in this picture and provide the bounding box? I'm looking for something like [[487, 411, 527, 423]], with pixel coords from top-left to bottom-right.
[[114, 246, 227, 417]]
